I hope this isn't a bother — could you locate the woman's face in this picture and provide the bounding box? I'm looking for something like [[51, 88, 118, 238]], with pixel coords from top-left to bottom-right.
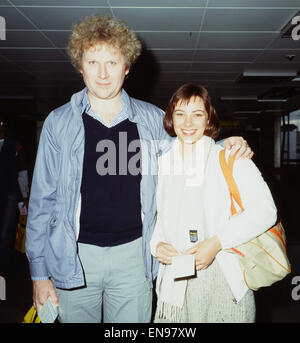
[[173, 96, 208, 145]]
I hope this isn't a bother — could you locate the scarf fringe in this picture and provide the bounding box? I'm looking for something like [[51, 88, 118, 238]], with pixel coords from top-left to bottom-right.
[[157, 299, 183, 323]]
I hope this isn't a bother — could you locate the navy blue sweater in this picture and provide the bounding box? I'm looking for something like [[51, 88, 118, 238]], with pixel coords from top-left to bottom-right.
[[78, 112, 143, 247]]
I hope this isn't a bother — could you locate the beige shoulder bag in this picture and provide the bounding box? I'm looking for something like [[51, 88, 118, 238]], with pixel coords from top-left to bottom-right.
[[219, 149, 291, 291]]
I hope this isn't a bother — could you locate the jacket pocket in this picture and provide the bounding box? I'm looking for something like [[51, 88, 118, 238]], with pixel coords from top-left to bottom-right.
[[49, 215, 57, 229], [48, 208, 61, 230]]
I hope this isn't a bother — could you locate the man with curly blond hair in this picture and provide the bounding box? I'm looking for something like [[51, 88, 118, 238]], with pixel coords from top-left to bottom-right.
[[26, 14, 253, 323]]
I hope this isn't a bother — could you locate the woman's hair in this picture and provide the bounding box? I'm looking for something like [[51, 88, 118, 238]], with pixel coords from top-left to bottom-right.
[[68, 14, 142, 70], [163, 83, 220, 139]]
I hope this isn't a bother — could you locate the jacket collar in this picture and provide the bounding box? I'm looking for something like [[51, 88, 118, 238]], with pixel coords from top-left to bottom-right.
[[70, 87, 143, 125]]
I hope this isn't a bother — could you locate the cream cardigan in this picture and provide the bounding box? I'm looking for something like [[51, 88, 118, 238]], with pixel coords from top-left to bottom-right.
[[150, 136, 277, 303]]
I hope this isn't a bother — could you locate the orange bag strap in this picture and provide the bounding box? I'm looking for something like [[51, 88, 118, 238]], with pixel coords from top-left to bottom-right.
[[219, 149, 244, 215]]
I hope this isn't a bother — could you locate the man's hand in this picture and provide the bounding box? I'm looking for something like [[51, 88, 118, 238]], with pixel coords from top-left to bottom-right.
[[156, 242, 179, 265], [32, 279, 59, 313], [223, 136, 254, 159]]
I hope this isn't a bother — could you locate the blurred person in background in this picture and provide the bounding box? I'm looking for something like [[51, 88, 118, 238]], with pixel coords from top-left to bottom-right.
[[0, 115, 29, 283]]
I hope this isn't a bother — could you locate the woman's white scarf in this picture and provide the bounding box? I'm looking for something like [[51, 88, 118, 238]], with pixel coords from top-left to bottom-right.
[[155, 135, 214, 322]]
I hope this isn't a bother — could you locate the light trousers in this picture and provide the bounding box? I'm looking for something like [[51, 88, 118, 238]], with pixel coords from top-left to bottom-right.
[[56, 237, 152, 323]]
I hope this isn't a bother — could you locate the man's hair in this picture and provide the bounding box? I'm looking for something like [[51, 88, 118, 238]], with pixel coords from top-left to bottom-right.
[[163, 83, 220, 139], [68, 14, 142, 70]]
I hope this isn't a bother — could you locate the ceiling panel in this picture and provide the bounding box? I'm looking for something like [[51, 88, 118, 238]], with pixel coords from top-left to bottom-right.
[[0, 7, 36, 29], [110, 0, 207, 6], [0, 30, 54, 47], [16, 61, 76, 73], [41, 30, 71, 48], [0, 70, 34, 84], [0, 60, 23, 72], [208, 0, 300, 8], [113, 8, 205, 31], [0, 48, 68, 61], [255, 50, 300, 63], [159, 71, 238, 81], [0, 1, 299, 117], [42, 31, 199, 50], [11, 0, 108, 6], [159, 62, 192, 72], [191, 62, 246, 72], [269, 36, 300, 49], [150, 49, 194, 62], [193, 50, 260, 62], [202, 8, 297, 31], [243, 62, 300, 73], [197, 32, 277, 49], [19, 7, 112, 30], [138, 32, 198, 49]]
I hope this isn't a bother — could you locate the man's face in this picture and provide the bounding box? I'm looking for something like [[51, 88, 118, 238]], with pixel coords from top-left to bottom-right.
[[80, 43, 129, 104]]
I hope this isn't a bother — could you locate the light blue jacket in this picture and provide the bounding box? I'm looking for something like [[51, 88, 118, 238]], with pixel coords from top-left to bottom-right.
[[26, 88, 174, 289]]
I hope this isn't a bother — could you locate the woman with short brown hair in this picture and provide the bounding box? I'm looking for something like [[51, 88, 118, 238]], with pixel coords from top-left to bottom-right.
[[150, 83, 277, 323], [163, 83, 219, 139]]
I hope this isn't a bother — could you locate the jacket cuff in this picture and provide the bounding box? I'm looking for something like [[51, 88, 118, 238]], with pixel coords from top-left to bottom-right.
[[29, 262, 49, 280], [31, 276, 50, 281]]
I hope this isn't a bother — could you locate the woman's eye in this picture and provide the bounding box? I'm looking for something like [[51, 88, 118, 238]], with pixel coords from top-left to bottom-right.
[[89, 61, 96, 64], [109, 61, 116, 65]]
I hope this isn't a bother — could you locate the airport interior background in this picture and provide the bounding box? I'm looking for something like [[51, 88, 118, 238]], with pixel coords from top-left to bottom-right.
[[0, 0, 299, 323]]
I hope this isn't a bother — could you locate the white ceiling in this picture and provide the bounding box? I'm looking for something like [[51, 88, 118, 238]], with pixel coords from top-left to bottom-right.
[[0, 0, 300, 119]]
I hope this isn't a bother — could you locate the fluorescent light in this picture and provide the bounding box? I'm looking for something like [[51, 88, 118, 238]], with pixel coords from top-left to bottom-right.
[[265, 109, 284, 113], [234, 111, 261, 114], [257, 99, 287, 102], [220, 96, 257, 101], [243, 71, 297, 77]]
